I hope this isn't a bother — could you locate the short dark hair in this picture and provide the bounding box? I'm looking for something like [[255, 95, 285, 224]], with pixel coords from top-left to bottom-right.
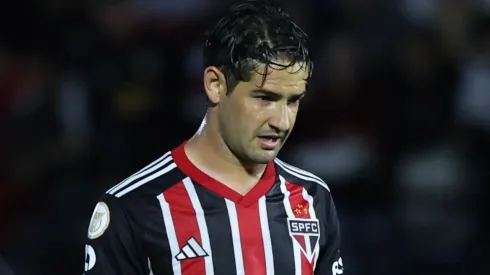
[[203, 0, 313, 92]]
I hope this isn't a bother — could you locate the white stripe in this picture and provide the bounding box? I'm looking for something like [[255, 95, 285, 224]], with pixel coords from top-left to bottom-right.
[[258, 196, 275, 275], [275, 159, 330, 191], [275, 158, 325, 183], [107, 152, 171, 194], [225, 199, 245, 275], [305, 236, 312, 260], [110, 155, 172, 195], [279, 176, 302, 275], [301, 188, 316, 219], [176, 252, 185, 260], [115, 162, 177, 197], [188, 237, 207, 257], [148, 258, 154, 275], [183, 245, 196, 257], [109, 155, 173, 195], [157, 193, 181, 275], [302, 188, 320, 270], [182, 178, 214, 275]]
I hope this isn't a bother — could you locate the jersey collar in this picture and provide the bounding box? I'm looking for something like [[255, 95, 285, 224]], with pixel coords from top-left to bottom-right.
[[171, 141, 276, 207]]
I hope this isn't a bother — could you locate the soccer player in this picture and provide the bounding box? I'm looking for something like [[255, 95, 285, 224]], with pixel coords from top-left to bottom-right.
[[83, 1, 343, 274]]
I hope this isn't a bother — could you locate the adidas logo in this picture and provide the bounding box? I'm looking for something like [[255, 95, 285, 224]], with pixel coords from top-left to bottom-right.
[[175, 237, 209, 261]]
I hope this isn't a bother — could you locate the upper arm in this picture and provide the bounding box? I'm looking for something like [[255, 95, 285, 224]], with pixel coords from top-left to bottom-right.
[[315, 193, 343, 275], [83, 195, 148, 275]]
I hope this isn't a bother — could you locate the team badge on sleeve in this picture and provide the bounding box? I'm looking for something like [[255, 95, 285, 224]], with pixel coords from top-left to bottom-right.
[[88, 202, 110, 239], [287, 218, 320, 262]]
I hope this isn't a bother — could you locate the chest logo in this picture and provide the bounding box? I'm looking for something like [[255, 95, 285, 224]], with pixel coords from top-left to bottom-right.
[[288, 218, 320, 262], [175, 237, 209, 261]]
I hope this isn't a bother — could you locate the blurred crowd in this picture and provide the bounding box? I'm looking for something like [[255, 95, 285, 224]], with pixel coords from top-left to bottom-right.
[[1, 0, 489, 274]]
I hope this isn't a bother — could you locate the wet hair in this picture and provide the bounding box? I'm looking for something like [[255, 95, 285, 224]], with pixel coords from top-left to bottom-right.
[[203, 0, 313, 92]]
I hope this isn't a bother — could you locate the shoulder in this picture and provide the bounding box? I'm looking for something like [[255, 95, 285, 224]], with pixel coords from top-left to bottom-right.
[[274, 158, 340, 226], [274, 158, 330, 197], [104, 150, 185, 200], [87, 150, 186, 235]]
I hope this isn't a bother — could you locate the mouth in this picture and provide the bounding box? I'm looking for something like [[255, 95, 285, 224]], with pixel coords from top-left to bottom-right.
[[257, 135, 281, 150]]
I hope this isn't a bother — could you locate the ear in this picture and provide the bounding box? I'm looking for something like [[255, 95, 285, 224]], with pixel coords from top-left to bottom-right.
[[203, 66, 227, 105]]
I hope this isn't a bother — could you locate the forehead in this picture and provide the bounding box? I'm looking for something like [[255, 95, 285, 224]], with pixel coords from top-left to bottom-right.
[[249, 62, 309, 91]]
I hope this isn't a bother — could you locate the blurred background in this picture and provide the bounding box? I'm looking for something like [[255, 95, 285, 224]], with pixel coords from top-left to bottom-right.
[[0, 0, 489, 274]]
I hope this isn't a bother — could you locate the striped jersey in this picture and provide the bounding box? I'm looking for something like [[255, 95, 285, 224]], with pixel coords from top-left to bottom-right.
[[83, 142, 343, 275]]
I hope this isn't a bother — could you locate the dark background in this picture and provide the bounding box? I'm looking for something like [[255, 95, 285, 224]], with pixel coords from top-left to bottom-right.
[[1, 0, 489, 274]]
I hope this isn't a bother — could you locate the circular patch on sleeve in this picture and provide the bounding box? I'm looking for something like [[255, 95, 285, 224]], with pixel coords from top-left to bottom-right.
[[88, 202, 111, 239]]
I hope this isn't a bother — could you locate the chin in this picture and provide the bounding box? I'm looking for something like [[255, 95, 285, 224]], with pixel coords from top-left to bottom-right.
[[249, 150, 278, 164]]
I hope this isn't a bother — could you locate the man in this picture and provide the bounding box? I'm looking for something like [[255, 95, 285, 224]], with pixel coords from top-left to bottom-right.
[[83, 1, 343, 274]]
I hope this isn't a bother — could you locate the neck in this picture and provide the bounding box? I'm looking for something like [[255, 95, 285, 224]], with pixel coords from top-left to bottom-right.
[[185, 115, 267, 179]]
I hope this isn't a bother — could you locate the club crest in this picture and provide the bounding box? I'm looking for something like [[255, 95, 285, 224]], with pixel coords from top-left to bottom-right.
[[287, 218, 320, 262]]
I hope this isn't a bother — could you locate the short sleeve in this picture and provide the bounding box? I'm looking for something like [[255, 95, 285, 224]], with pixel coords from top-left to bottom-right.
[[83, 195, 147, 275], [315, 194, 344, 275]]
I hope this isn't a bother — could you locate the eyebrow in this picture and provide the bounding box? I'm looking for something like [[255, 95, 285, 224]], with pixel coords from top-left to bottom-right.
[[251, 88, 306, 99]]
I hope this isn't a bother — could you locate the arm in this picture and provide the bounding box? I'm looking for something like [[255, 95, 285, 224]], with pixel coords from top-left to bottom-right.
[[83, 195, 147, 275], [315, 195, 343, 275]]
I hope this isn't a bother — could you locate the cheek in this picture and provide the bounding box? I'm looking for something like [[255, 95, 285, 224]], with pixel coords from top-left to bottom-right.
[[244, 99, 268, 119], [252, 103, 299, 126], [224, 99, 258, 131]]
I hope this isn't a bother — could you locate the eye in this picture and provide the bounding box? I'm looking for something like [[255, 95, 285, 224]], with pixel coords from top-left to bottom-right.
[[288, 96, 303, 105], [255, 95, 274, 102]]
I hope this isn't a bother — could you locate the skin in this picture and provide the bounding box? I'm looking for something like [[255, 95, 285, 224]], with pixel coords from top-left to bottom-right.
[[185, 60, 309, 194]]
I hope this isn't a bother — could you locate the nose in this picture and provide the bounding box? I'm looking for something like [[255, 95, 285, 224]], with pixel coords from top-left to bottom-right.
[[269, 103, 291, 132]]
